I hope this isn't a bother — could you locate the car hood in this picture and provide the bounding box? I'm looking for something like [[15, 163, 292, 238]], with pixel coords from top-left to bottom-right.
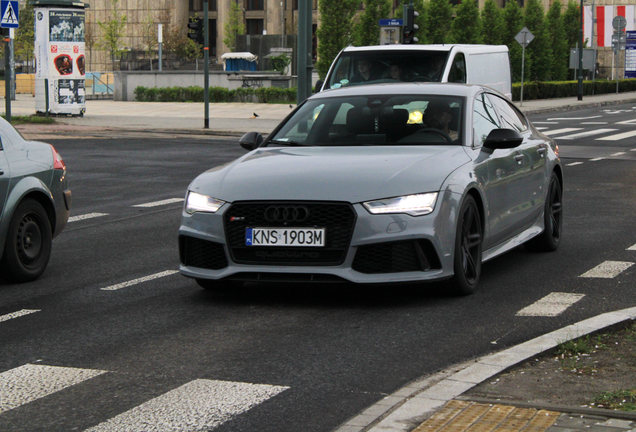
[[188, 145, 470, 203]]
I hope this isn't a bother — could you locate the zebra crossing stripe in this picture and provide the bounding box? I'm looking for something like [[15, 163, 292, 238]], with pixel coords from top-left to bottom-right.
[[628, 244, 636, 251], [68, 213, 109, 222], [100, 270, 179, 291], [580, 261, 634, 278], [597, 130, 636, 141], [0, 309, 40, 323], [132, 198, 184, 208], [541, 128, 583, 136], [0, 364, 107, 414], [557, 129, 618, 140], [516, 292, 585, 317], [84, 379, 289, 432]]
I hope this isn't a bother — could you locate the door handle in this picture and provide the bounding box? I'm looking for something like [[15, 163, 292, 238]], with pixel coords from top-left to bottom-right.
[[514, 154, 524, 163], [0, 169, 4, 175]]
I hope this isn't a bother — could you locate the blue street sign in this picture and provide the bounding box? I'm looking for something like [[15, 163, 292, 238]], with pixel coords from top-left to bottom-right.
[[0, 0, 19, 28], [379, 19, 403, 26]]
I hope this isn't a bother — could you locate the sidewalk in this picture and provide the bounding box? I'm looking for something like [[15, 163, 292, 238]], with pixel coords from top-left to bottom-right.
[[5, 90, 636, 137]]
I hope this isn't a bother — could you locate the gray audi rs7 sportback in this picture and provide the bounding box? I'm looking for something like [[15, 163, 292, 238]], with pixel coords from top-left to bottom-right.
[[179, 83, 562, 295], [0, 117, 71, 283]]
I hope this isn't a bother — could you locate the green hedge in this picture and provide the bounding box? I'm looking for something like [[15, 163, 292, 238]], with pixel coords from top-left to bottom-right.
[[512, 79, 636, 101], [134, 85, 297, 103]]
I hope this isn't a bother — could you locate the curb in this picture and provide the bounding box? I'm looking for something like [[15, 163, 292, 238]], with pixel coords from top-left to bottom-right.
[[334, 306, 636, 432], [517, 97, 636, 115]]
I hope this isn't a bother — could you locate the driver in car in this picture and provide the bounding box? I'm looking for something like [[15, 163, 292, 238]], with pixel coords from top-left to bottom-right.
[[423, 100, 458, 141]]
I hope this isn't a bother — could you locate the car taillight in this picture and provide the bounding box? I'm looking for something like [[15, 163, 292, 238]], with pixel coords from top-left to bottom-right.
[[51, 145, 66, 170]]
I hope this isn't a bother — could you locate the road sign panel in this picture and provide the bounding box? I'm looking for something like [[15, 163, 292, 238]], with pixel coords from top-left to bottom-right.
[[379, 19, 403, 26], [515, 27, 534, 47], [0, 0, 18, 28], [613, 15, 627, 31]]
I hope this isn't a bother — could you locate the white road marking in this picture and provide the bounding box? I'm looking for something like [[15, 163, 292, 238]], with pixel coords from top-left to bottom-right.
[[132, 198, 184, 208], [631, 148, 636, 151], [101, 270, 179, 291], [532, 121, 559, 124], [581, 122, 608, 125], [610, 152, 626, 156], [616, 118, 636, 124], [0, 364, 107, 413], [590, 157, 605, 161], [597, 130, 636, 141], [84, 379, 289, 432], [516, 293, 586, 317], [566, 162, 584, 166], [580, 261, 635, 278], [548, 115, 603, 120], [557, 129, 619, 140], [535, 127, 549, 131], [68, 213, 109, 222], [541, 128, 583, 136], [628, 244, 636, 251], [0, 309, 40, 323]]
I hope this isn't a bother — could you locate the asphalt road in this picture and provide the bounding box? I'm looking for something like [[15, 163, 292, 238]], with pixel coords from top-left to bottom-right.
[[1, 103, 636, 432]]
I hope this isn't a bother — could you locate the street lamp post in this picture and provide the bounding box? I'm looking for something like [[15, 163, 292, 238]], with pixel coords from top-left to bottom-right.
[[578, 0, 584, 100]]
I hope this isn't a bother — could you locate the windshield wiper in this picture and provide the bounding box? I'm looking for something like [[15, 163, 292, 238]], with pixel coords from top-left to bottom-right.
[[268, 139, 306, 147]]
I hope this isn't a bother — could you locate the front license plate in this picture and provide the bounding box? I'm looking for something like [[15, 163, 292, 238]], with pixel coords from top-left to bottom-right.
[[246, 228, 325, 247]]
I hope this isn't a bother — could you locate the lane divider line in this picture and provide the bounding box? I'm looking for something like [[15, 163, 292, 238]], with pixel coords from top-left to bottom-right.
[[580, 261, 635, 278], [557, 129, 619, 140], [628, 244, 636, 251], [516, 293, 586, 317], [132, 198, 184, 208], [0, 309, 41, 323], [590, 157, 605, 161], [541, 128, 583, 136], [68, 213, 109, 223], [598, 131, 636, 141], [101, 270, 179, 291], [566, 162, 584, 166]]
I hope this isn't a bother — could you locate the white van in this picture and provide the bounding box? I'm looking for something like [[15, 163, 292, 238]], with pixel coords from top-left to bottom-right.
[[318, 44, 512, 99]]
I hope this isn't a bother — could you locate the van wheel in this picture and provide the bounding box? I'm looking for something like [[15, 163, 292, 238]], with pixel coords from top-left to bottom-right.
[[0, 199, 52, 283]]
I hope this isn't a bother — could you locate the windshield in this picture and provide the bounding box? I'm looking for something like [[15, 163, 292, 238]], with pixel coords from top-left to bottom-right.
[[269, 95, 463, 147], [326, 51, 449, 89]]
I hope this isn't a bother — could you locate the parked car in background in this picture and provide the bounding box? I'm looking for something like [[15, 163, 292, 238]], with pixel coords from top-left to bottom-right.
[[318, 44, 512, 99], [0, 117, 71, 283], [179, 82, 562, 295]]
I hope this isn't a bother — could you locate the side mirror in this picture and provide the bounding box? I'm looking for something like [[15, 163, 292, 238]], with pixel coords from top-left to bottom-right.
[[239, 132, 264, 151], [314, 80, 324, 93], [483, 129, 523, 150]]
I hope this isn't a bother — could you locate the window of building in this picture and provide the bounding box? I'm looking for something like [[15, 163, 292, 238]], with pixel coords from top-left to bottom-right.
[[246, 19, 264, 35], [189, 0, 217, 12], [245, 0, 264, 10]]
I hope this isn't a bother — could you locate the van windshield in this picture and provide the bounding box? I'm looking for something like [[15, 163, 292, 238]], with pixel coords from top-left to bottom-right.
[[326, 51, 449, 89]]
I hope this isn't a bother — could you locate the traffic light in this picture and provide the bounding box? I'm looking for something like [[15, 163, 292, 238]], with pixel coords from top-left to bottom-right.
[[187, 18, 204, 45], [403, 1, 419, 44]]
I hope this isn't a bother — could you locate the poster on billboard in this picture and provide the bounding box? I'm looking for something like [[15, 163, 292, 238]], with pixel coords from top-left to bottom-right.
[[626, 31, 636, 79], [34, 7, 86, 115]]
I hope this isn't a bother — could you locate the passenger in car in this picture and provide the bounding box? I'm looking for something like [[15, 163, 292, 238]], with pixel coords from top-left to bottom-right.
[[389, 63, 405, 81], [424, 100, 458, 140], [350, 59, 382, 83]]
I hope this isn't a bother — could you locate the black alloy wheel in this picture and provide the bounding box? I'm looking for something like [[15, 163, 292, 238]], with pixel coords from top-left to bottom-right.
[[525, 172, 563, 252], [0, 199, 53, 283], [449, 195, 483, 295]]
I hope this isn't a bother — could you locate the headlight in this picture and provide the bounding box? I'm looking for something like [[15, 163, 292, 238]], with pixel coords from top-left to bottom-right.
[[185, 191, 226, 214], [363, 193, 438, 217]]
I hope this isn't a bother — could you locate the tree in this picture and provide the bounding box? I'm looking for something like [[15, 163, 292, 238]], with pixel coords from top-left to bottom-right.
[[353, 0, 392, 46], [524, 0, 553, 81], [546, 0, 569, 81], [223, 1, 245, 52], [427, 0, 453, 44], [15, 3, 35, 72], [502, 0, 526, 82], [451, 0, 482, 44], [85, 15, 97, 71], [316, 0, 359, 79], [481, 0, 504, 46], [140, 13, 159, 70], [562, 1, 581, 49], [97, 0, 127, 70], [396, 0, 429, 44]]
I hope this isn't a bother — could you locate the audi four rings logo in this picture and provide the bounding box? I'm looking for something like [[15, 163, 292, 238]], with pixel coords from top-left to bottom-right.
[[264, 206, 310, 222]]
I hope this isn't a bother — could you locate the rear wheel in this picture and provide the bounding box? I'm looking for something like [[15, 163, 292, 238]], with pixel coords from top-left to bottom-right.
[[0, 199, 52, 283], [525, 172, 563, 252], [449, 195, 483, 296]]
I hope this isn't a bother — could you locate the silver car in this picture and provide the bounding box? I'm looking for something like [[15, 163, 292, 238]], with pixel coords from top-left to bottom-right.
[[179, 83, 562, 295], [0, 118, 71, 283]]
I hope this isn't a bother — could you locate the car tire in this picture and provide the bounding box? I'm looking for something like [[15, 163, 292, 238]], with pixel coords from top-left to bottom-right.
[[196, 278, 244, 291], [0, 199, 52, 283], [525, 172, 563, 252], [448, 195, 483, 296]]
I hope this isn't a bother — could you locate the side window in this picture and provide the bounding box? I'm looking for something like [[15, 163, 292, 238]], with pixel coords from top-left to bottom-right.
[[473, 93, 501, 147], [329, 57, 352, 88], [448, 53, 466, 83], [489, 94, 528, 132]]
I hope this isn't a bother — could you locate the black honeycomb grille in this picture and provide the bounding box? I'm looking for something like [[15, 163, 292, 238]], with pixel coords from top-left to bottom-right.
[[179, 236, 229, 270], [352, 240, 441, 274], [224, 201, 356, 265]]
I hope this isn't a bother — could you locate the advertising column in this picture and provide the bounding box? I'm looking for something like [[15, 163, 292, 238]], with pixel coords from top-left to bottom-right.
[[34, 3, 87, 115]]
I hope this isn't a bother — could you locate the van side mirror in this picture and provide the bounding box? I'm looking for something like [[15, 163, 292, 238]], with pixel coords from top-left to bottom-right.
[[314, 80, 324, 93], [239, 132, 263, 151], [483, 129, 523, 150]]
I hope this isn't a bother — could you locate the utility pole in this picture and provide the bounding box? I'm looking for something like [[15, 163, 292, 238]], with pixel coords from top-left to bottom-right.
[[577, 0, 584, 100], [296, 0, 312, 104], [204, 1, 209, 129]]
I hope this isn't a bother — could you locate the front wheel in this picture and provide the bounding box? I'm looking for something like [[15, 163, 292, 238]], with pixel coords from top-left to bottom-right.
[[525, 172, 563, 252], [0, 199, 53, 283], [448, 195, 483, 296]]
